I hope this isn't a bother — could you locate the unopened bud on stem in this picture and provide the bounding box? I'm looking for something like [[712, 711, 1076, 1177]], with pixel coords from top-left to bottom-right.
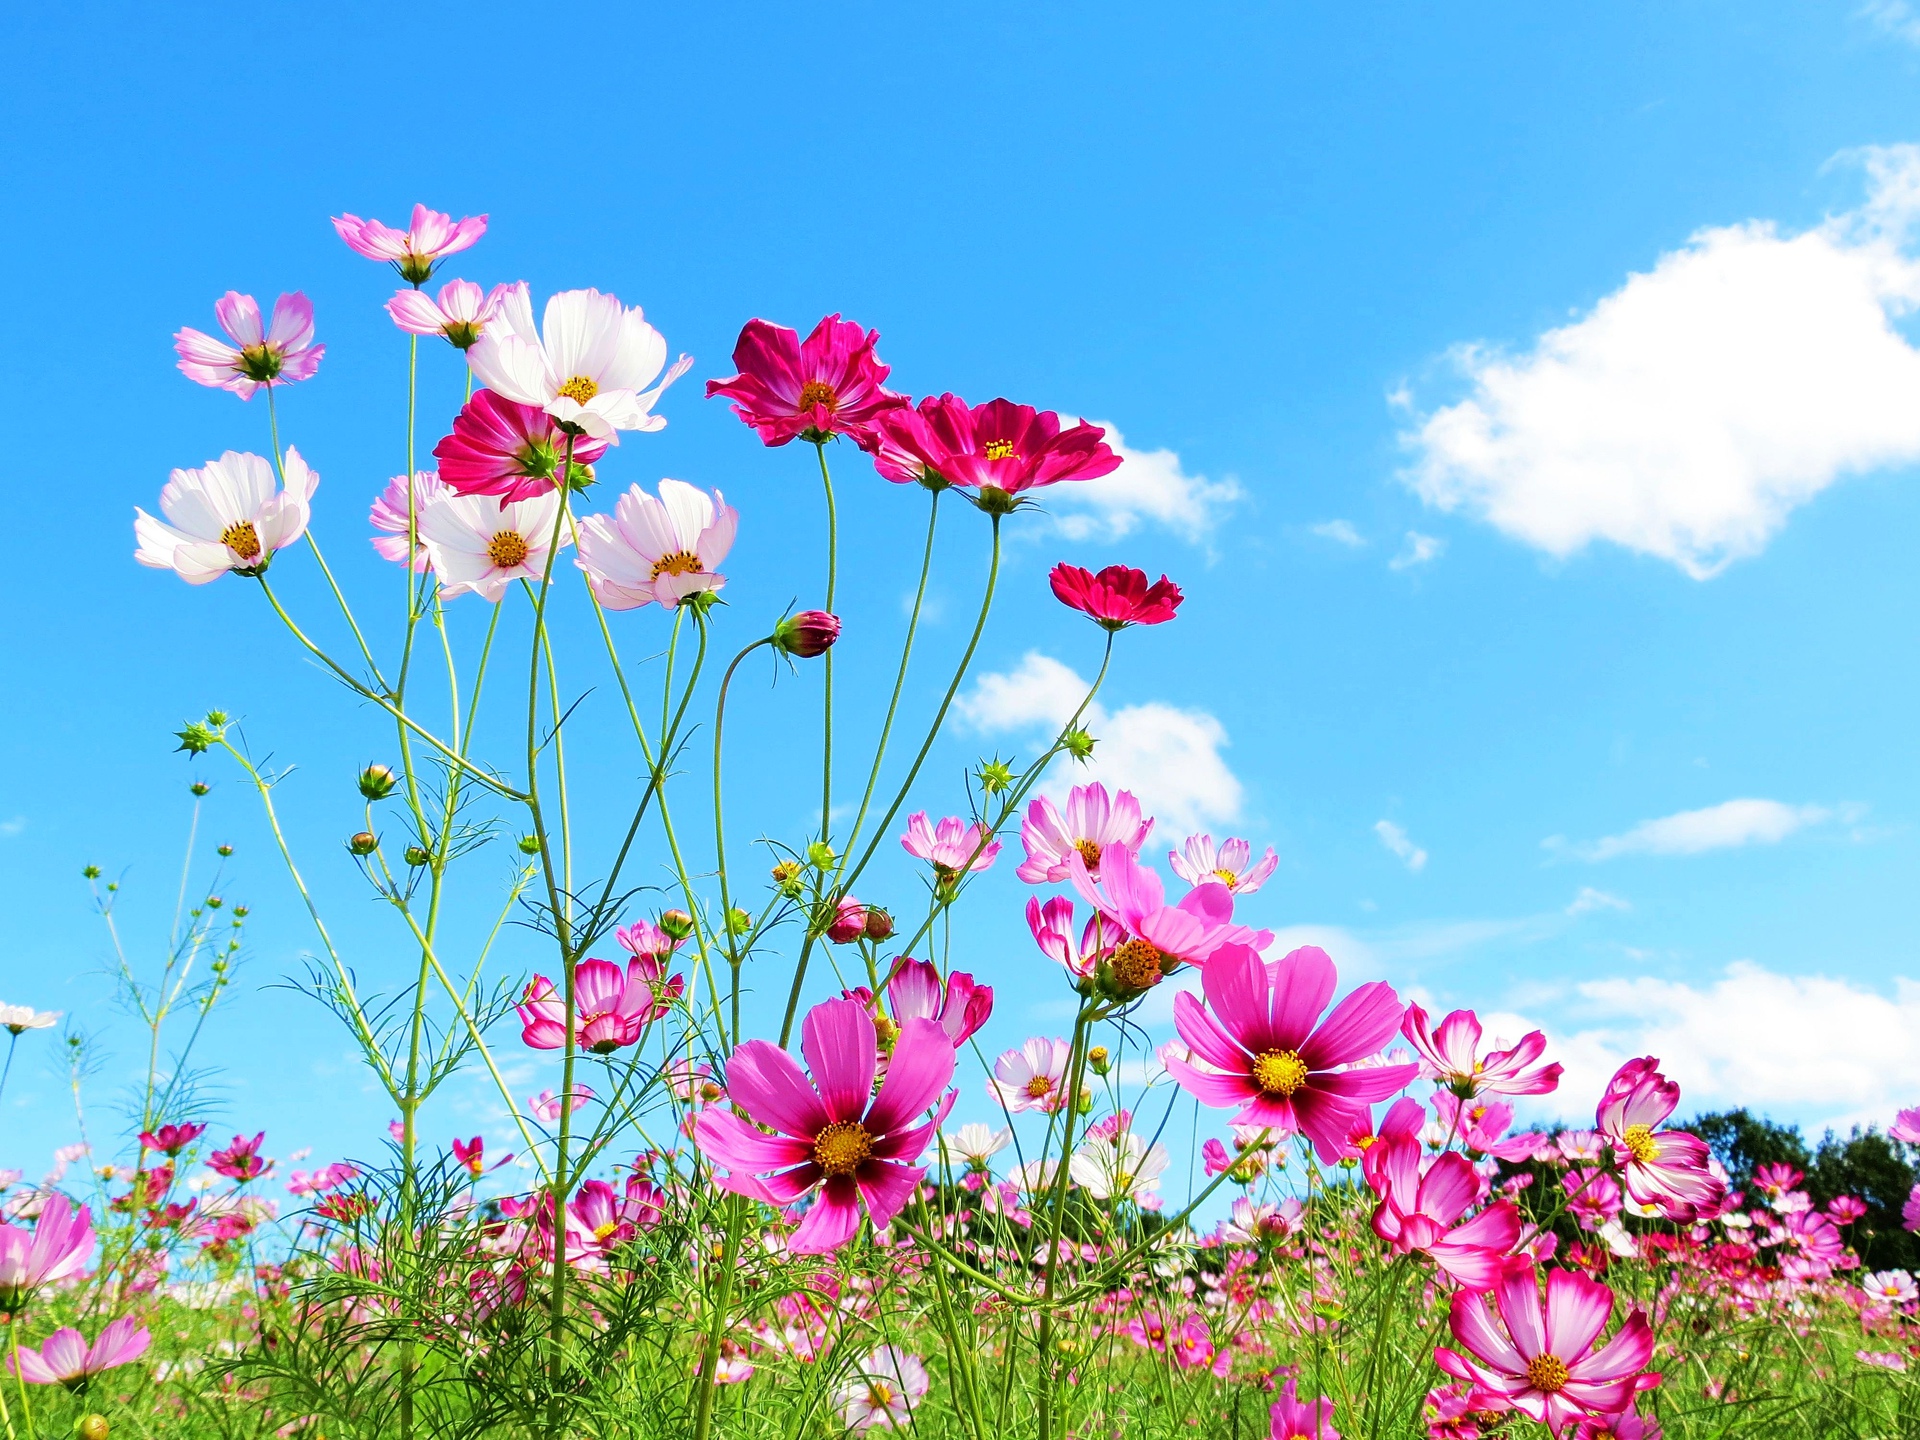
[[772, 610, 841, 659]]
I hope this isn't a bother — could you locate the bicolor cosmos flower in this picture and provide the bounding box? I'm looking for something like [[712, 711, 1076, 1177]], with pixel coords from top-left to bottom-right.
[[1570, 1415, 1663, 1440], [1365, 1109, 1522, 1289], [175, 292, 324, 398], [517, 958, 655, 1054], [1169, 834, 1279, 896], [989, 1036, 1072, 1115], [614, 920, 685, 1021], [135, 449, 319, 584], [1067, 846, 1255, 994], [1164, 943, 1418, 1161], [574, 479, 737, 610], [705, 315, 907, 449], [1401, 1005, 1564, 1099], [1025, 895, 1112, 980], [1435, 1264, 1657, 1437], [432, 388, 610, 503], [0, 1196, 94, 1309], [1049, 563, 1184, 631], [869, 395, 1121, 511], [387, 278, 514, 349], [568, 1177, 661, 1257], [693, 998, 955, 1253], [1268, 1380, 1340, 1440], [1070, 1130, 1169, 1202], [886, 958, 992, 1048], [467, 284, 692, 444], [138, 1123, 206, 1156], [834, 1346, 930, 1431], [368, 469, 448, 571], [1017, 782, 1154, 884], [900, 812, 1001, 884], [1223, 1195, 1306, 1244], [1594, 1058, 1725, 1221], [7, 1317, 150, 1389], [332, 204, 487, 283], [0, 1005, 58, 1034], [416, 482, 568, 602]]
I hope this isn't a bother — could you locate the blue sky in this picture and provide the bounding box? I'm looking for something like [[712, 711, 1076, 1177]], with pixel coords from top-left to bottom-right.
[[3, 3, 1920, 1193]]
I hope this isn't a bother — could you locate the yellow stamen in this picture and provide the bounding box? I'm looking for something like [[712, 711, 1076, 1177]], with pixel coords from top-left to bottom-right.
[[593, 1221, 619, 1242], [1621, 1123, 1659, 1165], [798, 379, 839, 411], [557, 375, 599, 403], [1024, 1076, 1055, 1100], [1251, 1050, 1309, 1097], [1109, 938, 1165, 992], [812, 1120, 873, 1176], [1074, 838, 1103, 868], [1211, 867, 1239, 887], [983, 439, 1017, 460], [487, 531, 529, 568], [1524, 1354, 1571, 1392], [221, 520, 263, 561], [650, 550, 703, 581]]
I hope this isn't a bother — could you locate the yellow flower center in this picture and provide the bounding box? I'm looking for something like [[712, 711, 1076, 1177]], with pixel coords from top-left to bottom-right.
[[1109, 938, 1165, 992], [798, 379, 839, 411], [1025, 1076, 1056, 1100], [221, 520, 263, 561], [983, 439, 1017, 460], [812, 1120, 873, 1177], [487, 531, 530, 568], [650, 550, 703, 581], [1621, 1123, 1660, 1165], [1074, 838, 1103, 868], [557, 374, 599, 403], [593, 1221, 620, 1242], [866, 1381, 896, 1409], [1524, 1354, 1571, 1392], [1252, 1050, 1310, 1097], [1211, 867, 1239, 887]]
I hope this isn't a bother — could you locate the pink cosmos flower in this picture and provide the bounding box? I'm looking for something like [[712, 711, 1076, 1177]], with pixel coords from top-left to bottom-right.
[[1025, 896, 1111, 980], [135, 449, 319, 584], [1430, 1093, 1515, 1153], [1563, 1170, 1624, 1231], [1778, 1206, 1846, 1281], [1164, 943, 1418, 1162], [886, 958, 992, 1048], [833, 1346, 929, 1430], [1571, 1416, 1662, 1440], [517, 959, 654, 1054], [1401, 1005, 1563, 1099], [1595, 1059, 1725, 1221], [7, 1316, 149, 1389], [1269, 1379, 1340, 1440], [1829, 1194, 1868, 1223], [1170, 1314, 1224, 1373], [468, 285, 691, 444], [369, 470, 448, 571], [416, 480, 569, 602], [1068, 846, 1258, 994], [614, 921, 685, 1021], [1890, 1106, 1920, 1145], [1017, 782, 1154, 884], [287, 1161, 358, 1197], [175, 292, 323, 398], [209, 1132, 271, 1181], [568, 1177, 661, 1257], [869, 395, 1121, 511], [387, 278, 514, 349], [332, 204, 486, 283], [0, 1195, 94, 1309], [528, 1087, 595, 1123], [138, 1123, 206, 1156], [432, 388, 611, 504], [1366, 1105, 1521, 1289], [989, 1037, 1072, 1114], [1905, 1183, 1920, 1232], [1049, 563, 1183, 631], [1860, 1268, 1917, 1305], [1169, 834, 1279, 895], [1435, 1264, 1657, 1437], [1422, 1385, 1490, 1440], [1223, 1195, 1305, 1244], [900, 812, 1001, 883], [694, 999, 955, 1253], [452, 1137, 512, 1179], [705, 316, 907, 450], [574, 479, 738, 610]]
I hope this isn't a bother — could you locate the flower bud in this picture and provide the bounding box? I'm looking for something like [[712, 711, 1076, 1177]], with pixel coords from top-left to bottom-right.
[[1087, 1045, 1111, 1076], [174, 723, 214, 755], [1075, 1088, 1094, 1115], [825, 899, 868, 944], [660, 909, 695, 941], [404, 844, 431, 868], [726, 907, 752, 937], [516, 834, 541, 856], [233, 905, 248, 919], [189, 781, 212, 797], [216, 844, 234, 857], [806, 842, 836, 869], [204, 710, 229, 727], [347, 832, 379, 857], [977, 758, 1015, 795], [863, 907, 895, 942], [76, 1415, 110, 1440], [205, 896, 222, 909], [1062, 727, 1097, 761], [358, 763, 398, 800], [82, 865, 101, 879], [772, 610, 841, 659], [770, 859, 804, 898]]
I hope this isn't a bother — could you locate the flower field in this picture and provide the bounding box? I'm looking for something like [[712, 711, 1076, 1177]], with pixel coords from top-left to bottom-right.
[[1, 202, 1917, 1440]]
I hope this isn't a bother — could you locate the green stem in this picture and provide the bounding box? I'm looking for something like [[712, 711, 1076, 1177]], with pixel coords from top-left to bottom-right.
[[689, 1195, 748, 1440], [815, 440, 837, 846], [713, 632, 776, 1047]]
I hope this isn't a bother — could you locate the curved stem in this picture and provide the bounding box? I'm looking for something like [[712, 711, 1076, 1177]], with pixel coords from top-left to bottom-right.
[[713, 632, 776, 1046], [816, 440, 838, 845]]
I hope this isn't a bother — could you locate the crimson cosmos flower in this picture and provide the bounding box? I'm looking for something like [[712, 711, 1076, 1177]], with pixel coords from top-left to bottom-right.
[[138, 1122, 206, 1156], [1049, 562, 1183, 630], [208, 1132, 271, 1181], [516, 958, 655, 1054], [870, 395, 1122, 510], [433, 388, 610, 504], [706, 315, 907, 449]]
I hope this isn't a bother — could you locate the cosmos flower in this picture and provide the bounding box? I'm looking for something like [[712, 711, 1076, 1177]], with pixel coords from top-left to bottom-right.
[[1268, 1379, 1340, 1440], [1069, 1130, 1169, 1202], [1594, 1059, 1725, 1221], [175, 292, 323, 398], [989, 1037, 1073, 1115], [432, 387, 610, 503], [387, 278, 514, 349], [416, 482, 568, 601], [886, 959, 992, 1048], [7, 1316, 150, 1389], [452, 1137, 513, 1179], [705, 315, 906, 449], [1401, 1005, 1563, 1099], [1025, 895, 1111, 980], [138, 1123, 206, 1156], [1067, 846, 1255, 993], [1017, 783, 1154, 884], [1889, 1107, 1920, 1145], [0, 1005, 58, 1035], [208, 1133, 272, 1182], [368, 470, 447, 571], [1048, 562, 1183, 630], [1169, 834, 1279, 895], [834, 1346, 929, 1430], [869, 395, 1121, 511], [1365, 1110, 1522, 1289], [937, 1124, 1012, 1170], [900, 812, 1001, 883], [135, 449, 319, 584], [517, 959, 654, 1054], [574, 479, 737, 610], [332, 204, 487, 283], [528, 1087, 595, 1123], [0, 1196, 94, 1309]]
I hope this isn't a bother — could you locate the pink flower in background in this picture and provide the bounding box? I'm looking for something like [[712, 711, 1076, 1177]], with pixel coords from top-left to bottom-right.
[[1563, 1170, 1624, 1231], [387, 278, 513, 349], [1018, 782, 1154, 884], [1436, 1265, 1656, 1437], [1366, 1122, 1521, 1289], [1223, 1195, 1305, 1244], [1595, 1059, 1725, 1221], [886, 959, 993, 1048], [1752, 1163, 1803, 1201], [0, 1195, 94, 1309], [209, 1132, 271, 1182], [1861, 1269, 1917, 1305], [138, 1123, 206, 1156], [1829, 1194, 1868, 1223], [574, 479, 737, 610], [868, 395, 1121, 508], [1164, 943, 1417, 1161], [7, 1316, 150, 1389], [614, 921, 685, 1020], [568, 1177, 659, 1256], [1890, 1106, 1920, 1144], [287, 1162, 357, 1197], [1431, 1093, 1515, 1153], [900, 812, 1001, 883], [1905, 1183, 1920, 1232], [989, 1037, 1072, 1115], [705, 315, 907, 449], [432, 387, 610, 503], [332, 204, 486, 283], [694, 999, 955, 1253], [1069, 846, 1257, 993], [175, 291, 324, 398], [1169, 834, 1278, 895], [468, 285, 691, 444], [1571, 1415, 1663, 1440], [452, 1137, 512, 1179], [1025, 896, 1111, 979], [517, 959, 653, 1054], [834, 1346, 929, 1430], [1400, 1005, 1563, 1099], [135, 449, 319, 584], [416, 481, 568, 602], [529, 1087, 595, 1122], [369, 470, 448, 571], [1268, 1379, 1340, 1440], [1779, 1207, 1846, 1280], [1049, 563, 1184, 631]]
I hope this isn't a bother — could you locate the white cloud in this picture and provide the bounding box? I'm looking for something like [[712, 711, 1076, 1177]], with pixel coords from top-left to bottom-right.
[[1566, 886, 1630, 916], [956, 651, 1242, 832], [1373, 819, 1428, 872], [1863, 0, 1920, 46], [1311, 519, 1366, 547], [1401, 145, 1920, 578], [1551, 798, 1837, 861], [1389, 531, 1445, 570], [0, 817, 23, 838], [1049, 421, 1243, 544]]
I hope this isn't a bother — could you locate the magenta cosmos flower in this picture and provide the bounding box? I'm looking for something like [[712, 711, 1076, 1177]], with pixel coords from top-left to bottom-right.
[[886, 958, 992, 1048], [1364, 1101, 1521, 1290], [1402, 1005, 1563, 1099], [1067, 845, 1255, 994], [175, 291, 323, 399], [1049, 563, 1183, 631], [0, 1195, 94, 1309], [1269, 1380, 1340, 1440], [870, 395, 1121, 512], [1026, 896, 1111, 980], [388, 278, 514, 350], [1169, 833, 1279, 896], [433, 388, 611, 504], [333, 203, 487, 284], [705, 315, 907, 449], [575, 479, 738, 611], [693, 998, 955, 1253], [517, 958, 655, 1054], [1435, 1264, 1657, 1437], [135, 448, 318, 584], [7, 1316, 149, 1390], [1165, 943, 1418, 1161], [1594, 1058, 1724, 1221], [900, 812, 1001, 884], [209, 1132, 271, 1181], [1017, 781, 1154, 884], [138, 1122, 206, 1156]]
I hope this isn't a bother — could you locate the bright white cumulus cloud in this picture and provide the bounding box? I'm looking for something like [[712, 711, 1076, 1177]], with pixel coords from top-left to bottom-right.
[[955, 650, 1242, 832], [1049, 421, 1242, 544], [1550, 798, 1839, 861], [1402, 145, 1920, 578]]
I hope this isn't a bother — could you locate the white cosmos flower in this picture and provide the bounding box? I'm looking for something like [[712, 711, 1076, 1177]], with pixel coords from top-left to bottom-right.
[[467, 285, 693, 444], [416, 485, 569, 602], [834, 1347, 928, 1431], [134, 449, 318, 584], [938, 1124, 1013, 1169], [1069, 1131, 1168, 1201], [575, 479, 737, 610], [0, 1005, 59, 1035]]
